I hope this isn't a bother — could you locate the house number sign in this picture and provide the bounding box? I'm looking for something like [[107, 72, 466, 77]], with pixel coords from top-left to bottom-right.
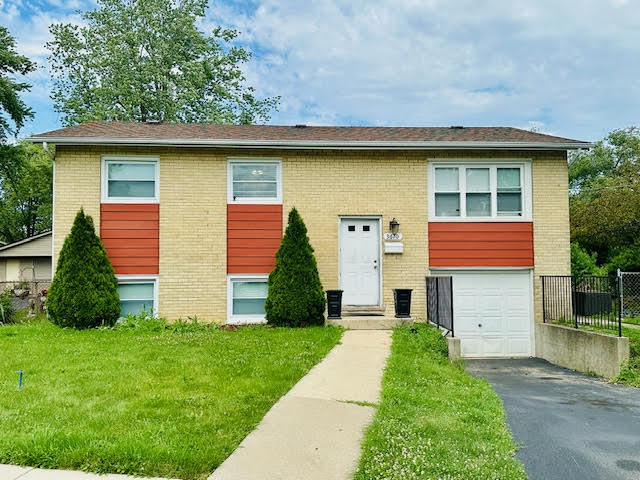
[[383, 233, 403, 240]]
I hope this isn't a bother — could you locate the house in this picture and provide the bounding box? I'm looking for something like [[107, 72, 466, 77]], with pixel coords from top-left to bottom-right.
[[28, 122, 591, 357], [0, 231, 52, 282]]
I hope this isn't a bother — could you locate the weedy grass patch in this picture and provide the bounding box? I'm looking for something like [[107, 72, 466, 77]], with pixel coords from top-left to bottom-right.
[[0, 321, 342, 479], [354, 324, 526, 480]]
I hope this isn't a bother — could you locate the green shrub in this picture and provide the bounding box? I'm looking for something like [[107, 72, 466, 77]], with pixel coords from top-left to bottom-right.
[[604, 243, 640, 276], [0, 290, 14, 324], [265, 207, 326, 327], [571, 242, 602, 278], [47, 209, 120, 328]]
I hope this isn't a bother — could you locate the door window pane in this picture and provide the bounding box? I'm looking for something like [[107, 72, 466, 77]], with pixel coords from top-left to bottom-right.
[[435, 168, 459, 191], [435, 193, 460, 216]]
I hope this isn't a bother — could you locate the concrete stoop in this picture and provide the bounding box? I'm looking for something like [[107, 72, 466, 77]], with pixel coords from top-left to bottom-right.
[[326, 316, 415, 329]]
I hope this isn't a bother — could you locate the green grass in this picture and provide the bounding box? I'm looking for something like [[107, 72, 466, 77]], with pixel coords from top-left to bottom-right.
[[0, 321, 342, 479], [622, 316, 640, 326], [354, 325, 526, 480], [613, 326, 640, 387]]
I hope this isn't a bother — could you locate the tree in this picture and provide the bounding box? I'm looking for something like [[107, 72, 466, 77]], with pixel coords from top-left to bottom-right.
[[47, 209, 120, 328], [569, 127, 640, 261], [0, 142, 53, 243], [47, 0, 279, 126], [570, 243, 601, 278], [0, 26, 35, 140], [265, 208, 326, 327]]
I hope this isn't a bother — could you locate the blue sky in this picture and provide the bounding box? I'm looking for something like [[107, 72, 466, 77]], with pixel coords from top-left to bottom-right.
[[2, 0, 640, 141]]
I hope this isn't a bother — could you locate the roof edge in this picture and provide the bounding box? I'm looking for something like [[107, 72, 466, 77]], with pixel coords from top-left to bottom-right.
[[26, 136, 593, 150], [0, 231, 52, 252]]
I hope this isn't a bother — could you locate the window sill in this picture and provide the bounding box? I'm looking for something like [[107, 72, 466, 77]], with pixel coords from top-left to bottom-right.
[[428, 217, 532, 222], [102, 197, 159, 204], [227, 316, 267, 325]]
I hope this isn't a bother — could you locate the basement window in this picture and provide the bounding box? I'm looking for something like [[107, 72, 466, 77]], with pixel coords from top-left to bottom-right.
[[227, 275, 269, 324]]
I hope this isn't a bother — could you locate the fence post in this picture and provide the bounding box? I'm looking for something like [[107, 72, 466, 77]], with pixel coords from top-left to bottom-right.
[[617, 271, 623, 337], [541, 276, 546, 323], [571, 276, 578, 329], [449, 276, 454, 337]]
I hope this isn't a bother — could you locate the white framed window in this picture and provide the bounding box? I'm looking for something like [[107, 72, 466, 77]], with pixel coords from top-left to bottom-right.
[[429, 161, 532, 221], [227, 158, 282, 203], [117, 276, 158, 318], [227, 275, 269, 324], [102, 156, 159, 203]]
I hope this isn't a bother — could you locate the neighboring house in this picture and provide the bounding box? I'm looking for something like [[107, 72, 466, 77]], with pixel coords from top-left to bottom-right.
[[28, 122, 591, 357], [0, 231, 52, 282]]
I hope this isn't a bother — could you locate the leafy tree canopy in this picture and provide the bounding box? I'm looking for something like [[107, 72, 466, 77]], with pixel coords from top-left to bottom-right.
[[47, 0, 279, 126], [0, 142, 52, 243], [0, 26, 35, 140], [569, 127, 640, 261]]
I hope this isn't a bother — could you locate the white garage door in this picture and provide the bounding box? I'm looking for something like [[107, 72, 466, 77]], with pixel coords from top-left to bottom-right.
[[452, 271, 533, 357]]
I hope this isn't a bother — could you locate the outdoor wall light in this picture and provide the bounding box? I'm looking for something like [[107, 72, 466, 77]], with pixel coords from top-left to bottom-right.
[[389, 218, 400, 234]]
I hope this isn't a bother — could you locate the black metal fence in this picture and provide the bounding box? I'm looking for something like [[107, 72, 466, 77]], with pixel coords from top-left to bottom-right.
[[426, 276, 454, 335], [541, 275, 622, 336]]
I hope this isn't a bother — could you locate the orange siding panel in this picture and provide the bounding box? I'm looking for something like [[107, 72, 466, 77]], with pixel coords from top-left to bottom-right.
[[428, 222, 534, 267], [227, 204, 282, 274], [100, 204, 159, 274]]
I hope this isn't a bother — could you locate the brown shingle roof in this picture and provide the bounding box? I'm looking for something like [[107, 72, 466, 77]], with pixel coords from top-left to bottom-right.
[[28, 122, 590, 148]]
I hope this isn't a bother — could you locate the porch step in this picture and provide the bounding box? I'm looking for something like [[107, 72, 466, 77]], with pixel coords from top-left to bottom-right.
[[326, 316, 415, 330], [342, 305, 387, 317]]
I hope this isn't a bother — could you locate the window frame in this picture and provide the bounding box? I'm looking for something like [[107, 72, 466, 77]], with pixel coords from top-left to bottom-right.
[[227, 274, 269, 324], [428, 160, 532, 222], [102, 156, 159, 203], [227, 158, 282, 204], [116, 275, 159, 318]]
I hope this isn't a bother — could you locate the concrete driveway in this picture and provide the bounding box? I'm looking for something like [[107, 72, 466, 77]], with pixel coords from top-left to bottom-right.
[[467, 358, 640, 480]]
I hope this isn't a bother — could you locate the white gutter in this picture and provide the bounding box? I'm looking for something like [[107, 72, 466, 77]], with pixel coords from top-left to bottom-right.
[[26, 136, 593, 150]]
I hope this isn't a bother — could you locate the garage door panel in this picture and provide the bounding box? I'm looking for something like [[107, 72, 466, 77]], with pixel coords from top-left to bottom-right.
[[450, 271, 532, 357]]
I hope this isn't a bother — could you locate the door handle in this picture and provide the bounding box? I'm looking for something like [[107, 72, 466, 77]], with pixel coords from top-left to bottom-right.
[[478, 324, 482, 328]]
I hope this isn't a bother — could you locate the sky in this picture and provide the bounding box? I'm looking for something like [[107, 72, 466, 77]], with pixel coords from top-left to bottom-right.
[[2, 0, 640, 142]]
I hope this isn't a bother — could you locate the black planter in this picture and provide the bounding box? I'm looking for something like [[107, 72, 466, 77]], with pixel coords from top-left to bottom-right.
[[393, 289, 413, 318], [326, 290, 344, 319]]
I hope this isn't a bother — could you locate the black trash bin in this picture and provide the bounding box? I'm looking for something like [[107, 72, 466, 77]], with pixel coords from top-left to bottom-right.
[[393, 289, 413, 318], [326, 290, 343, 319]]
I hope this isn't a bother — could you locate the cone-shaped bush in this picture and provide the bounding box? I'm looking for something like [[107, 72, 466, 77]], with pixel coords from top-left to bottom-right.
[[47, 209, 120, 328], [265, 208, 326, 327]]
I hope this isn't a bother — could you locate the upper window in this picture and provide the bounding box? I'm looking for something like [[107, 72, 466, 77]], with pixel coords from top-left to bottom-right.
[[102, 157, 158, 203], [431, 163, 529, 220], [228, 159, 282, 203]]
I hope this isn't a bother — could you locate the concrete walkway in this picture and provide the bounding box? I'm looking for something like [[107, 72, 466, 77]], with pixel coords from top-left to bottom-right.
[[0, 464, 173, 480], [209, 329, 392, 480]]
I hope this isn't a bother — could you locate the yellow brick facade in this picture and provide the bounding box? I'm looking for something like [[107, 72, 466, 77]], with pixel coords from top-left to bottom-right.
[[53, 146, 570, 325]]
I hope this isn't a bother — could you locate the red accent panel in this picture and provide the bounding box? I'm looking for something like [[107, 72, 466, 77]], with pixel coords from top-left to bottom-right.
[[429, 222, 534, 267], [228, 204, 282, 274], [100, 204, 159, 274]]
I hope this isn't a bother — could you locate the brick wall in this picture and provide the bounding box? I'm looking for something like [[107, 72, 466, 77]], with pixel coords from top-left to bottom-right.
[[53, 146, 570, 324]]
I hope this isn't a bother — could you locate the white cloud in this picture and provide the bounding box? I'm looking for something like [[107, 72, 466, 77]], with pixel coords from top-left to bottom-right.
[[3, 0, 640, 140]]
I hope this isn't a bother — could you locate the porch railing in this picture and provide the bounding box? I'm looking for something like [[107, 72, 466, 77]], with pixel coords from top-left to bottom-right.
[[426, 276, 454, 336]]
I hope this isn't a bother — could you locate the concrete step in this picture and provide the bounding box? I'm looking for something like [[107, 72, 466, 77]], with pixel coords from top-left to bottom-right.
[[342, 305, 387, 317], [326, 316, 415, 330]]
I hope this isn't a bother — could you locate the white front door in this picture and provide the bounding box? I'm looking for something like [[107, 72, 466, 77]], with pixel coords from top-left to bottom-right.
[[340, 218, 380, 305], [452, 271, 533, 357]]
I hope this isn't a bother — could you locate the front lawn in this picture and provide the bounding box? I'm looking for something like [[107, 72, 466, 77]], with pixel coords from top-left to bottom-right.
[[354, 325, 526, 480], [0, 321, 342, 479]]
